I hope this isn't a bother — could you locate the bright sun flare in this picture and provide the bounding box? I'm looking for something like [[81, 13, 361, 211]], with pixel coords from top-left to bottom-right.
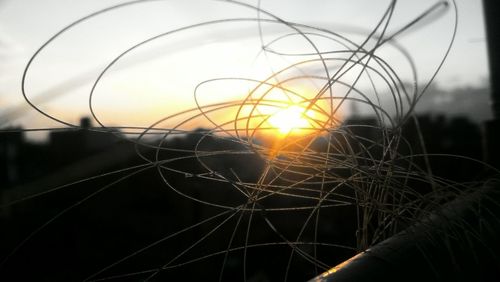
[[267, 105, 316, 135]]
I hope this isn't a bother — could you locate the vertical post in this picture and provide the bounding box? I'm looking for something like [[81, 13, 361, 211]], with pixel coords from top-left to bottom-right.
[[483, 0, 500, 168]]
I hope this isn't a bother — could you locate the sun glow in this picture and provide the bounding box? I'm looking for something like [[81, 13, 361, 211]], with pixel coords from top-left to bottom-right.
[[267, 105, 316, 135]]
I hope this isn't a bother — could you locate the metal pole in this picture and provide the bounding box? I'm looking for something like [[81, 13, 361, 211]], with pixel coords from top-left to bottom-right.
[[483, 0, 500, 168], [309, 183, 500, 282]]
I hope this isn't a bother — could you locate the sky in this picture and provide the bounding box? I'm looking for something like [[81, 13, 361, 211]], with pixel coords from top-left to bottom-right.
[[0, 0, 490, 139]]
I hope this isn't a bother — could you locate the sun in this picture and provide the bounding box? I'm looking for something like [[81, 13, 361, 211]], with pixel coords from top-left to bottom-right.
[[267, 105, 316, 135]]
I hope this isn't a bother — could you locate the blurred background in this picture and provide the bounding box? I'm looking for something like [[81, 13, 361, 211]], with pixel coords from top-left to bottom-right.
[[0, 0, 491, 137], [0, 0, 497, 281]]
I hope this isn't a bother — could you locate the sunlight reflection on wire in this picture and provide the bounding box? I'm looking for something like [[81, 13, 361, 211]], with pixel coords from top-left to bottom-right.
[[3, 0, 497, 281]]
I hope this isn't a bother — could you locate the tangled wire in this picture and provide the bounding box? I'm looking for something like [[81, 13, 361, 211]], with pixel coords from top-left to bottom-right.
[[1, 0, 498, 281]]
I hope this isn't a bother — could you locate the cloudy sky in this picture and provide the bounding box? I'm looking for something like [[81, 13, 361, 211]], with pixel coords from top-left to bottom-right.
[[0, 0, 490, 138]]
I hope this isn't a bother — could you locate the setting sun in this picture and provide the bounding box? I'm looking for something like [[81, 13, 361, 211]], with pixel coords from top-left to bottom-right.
[[267, 105, 316, 135]]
